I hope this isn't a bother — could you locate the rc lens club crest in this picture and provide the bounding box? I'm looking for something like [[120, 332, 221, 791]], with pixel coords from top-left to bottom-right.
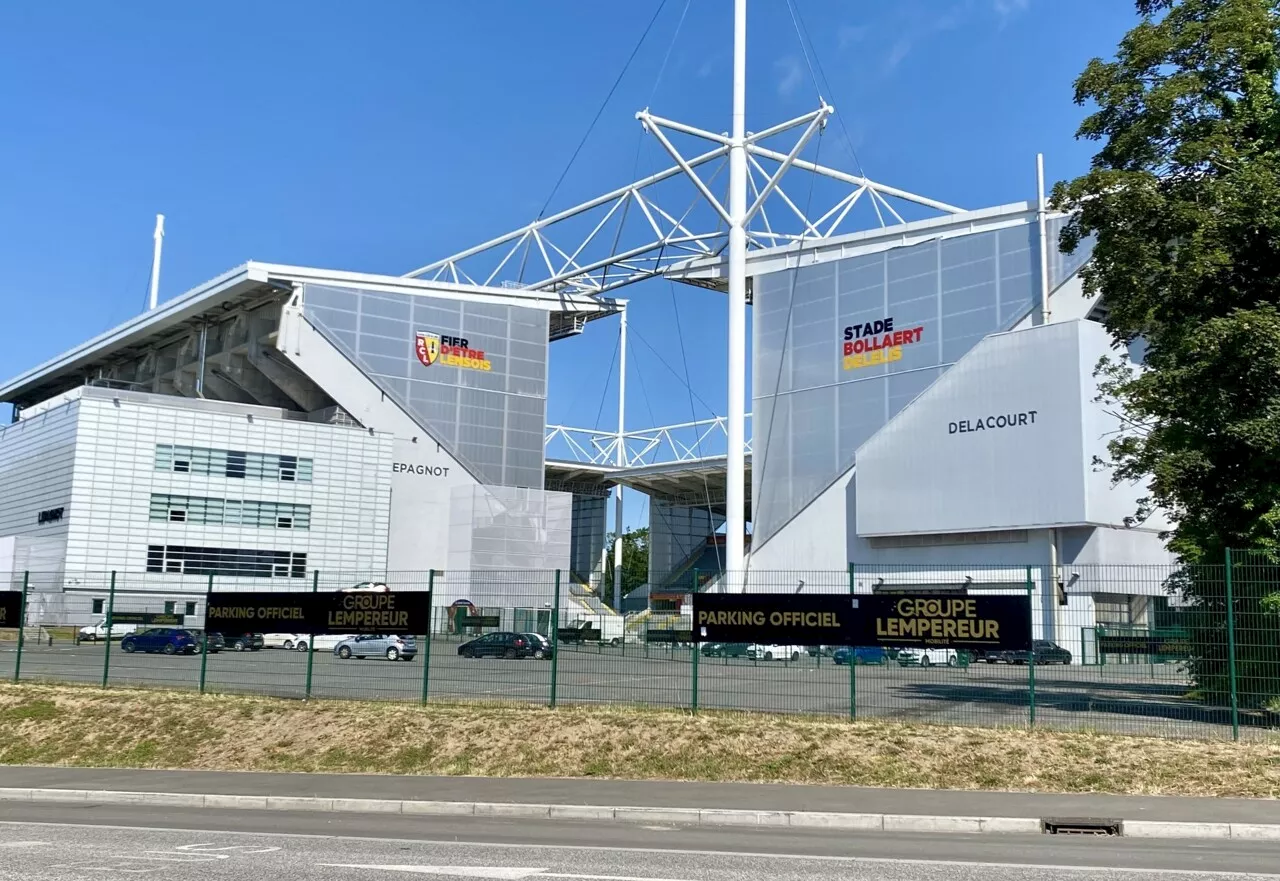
[[415, 332, 441, 366], [415, 331, 492, 371]]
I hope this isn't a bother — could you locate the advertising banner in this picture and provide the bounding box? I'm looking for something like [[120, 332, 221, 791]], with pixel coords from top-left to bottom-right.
[[206, 591, 432, 635], [0, 592, 22, 628], [1097, 633, 1191, 658], [460, 615, 501, 628], [850, 594, 1032, 651], [692, 593, 857, 647], [109, 612, 185, 627]]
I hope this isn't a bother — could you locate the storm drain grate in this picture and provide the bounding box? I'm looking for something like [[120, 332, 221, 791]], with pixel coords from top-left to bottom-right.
[[1040, 817, 1123, 836]]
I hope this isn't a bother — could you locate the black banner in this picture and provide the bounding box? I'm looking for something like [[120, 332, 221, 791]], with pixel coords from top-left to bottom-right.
[[0, 592, 22, 628], [206, 591, 431, 635], [460, 615, 501, 628], [109, 612, 185, 627], [851, 594, 1032, 651], [693, 593, 856, 647], [558, 626, 601, 642], [646, 628, 692, 644], [1097, 633, 1191, 657]]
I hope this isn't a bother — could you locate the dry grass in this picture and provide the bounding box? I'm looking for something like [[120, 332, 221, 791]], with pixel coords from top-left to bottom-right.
[[0, 682, 1278, 797]]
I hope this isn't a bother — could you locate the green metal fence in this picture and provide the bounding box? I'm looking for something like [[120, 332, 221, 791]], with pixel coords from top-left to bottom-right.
[[3, 552, 1278, 741]]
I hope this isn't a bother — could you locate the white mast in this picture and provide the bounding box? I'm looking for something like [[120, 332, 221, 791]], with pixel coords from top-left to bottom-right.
[[149, 214, 165, 311], [725, 0, 748, 582], [613, 305, 627, 611]]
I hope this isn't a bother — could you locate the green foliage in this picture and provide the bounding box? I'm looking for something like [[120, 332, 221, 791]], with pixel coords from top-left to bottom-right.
[[1054, 0, 1280, 562], [604, 527, 649, 597], [1053, 0, 1280, 705]]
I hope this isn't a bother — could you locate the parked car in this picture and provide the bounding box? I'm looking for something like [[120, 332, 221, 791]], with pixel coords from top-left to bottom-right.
[[222, 632, 265, 652], [747, 644, 804, 661], [522, 632, 554, 660], [77, 620, 137, 642], [984, 640, 1073, 665], [700, 642, 750, 658], [293, 633, 353, 653], [333, 634, 417, 661], [896, 648, 969, 668], [191, 630, 224, 653], [832, 646, 887, 666], [120, 628, 200, 655], [263, 633, 308, 650], [458, 631, 534, 659]]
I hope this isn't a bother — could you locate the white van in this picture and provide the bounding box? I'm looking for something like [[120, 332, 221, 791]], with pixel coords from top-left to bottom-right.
[[78, 620, 137, 642]]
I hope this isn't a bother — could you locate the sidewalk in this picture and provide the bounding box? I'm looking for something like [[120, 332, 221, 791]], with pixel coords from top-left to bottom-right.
[[2, 766, 1279, 838]]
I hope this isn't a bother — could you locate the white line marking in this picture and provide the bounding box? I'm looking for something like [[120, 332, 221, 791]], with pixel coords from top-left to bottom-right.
[[5, 819, 1278, 878], [0, 841, 48, 848], [319, 867, 543, 879]]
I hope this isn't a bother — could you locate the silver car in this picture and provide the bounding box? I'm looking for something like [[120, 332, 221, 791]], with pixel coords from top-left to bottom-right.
[[332, 634, 417, 661]]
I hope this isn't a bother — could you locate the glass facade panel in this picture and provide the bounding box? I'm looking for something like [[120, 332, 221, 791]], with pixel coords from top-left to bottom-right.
[[751, 223, 1042, 543], [302, 284, 548, 488]]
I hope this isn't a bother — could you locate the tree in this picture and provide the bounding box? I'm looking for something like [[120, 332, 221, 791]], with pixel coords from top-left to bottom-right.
[[1053, 0, 1280, 706], [604, 527, 649, 599]]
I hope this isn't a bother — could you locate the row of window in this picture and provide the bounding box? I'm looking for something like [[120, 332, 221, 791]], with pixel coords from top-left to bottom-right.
[[148, 494, 312, 530], [146, 545, 308, 579], [155, 444, 313, 483], [91, 598, 198, 616]]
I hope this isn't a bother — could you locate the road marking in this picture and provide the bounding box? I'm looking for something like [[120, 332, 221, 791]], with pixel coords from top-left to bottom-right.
[[7, 820, 1277, 879], [319, 868, 702, 881], [320, 867, 544, 879], [0, 841, 48, 848]]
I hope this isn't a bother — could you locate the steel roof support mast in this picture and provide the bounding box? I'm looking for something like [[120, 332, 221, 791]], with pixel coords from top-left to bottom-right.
[[725, 0, 748, 586]]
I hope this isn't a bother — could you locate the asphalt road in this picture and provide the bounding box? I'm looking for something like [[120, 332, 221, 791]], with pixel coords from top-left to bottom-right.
[[3, 804, 1280, 879], [0, 637, 1241, 738]]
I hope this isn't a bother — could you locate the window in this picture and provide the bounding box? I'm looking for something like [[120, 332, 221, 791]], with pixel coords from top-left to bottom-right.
[[185, 602, 197, 616], [155, 444, 312, 483], [149, 494, 310, 530], [145, 545, 307, 579], [164, 601, 176, 615], [225, 450, 247, 479], [92, 599, 104, 615]]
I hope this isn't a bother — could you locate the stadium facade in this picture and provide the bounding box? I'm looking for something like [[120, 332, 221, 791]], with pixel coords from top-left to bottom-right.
[[0, 202, 1173, 658]]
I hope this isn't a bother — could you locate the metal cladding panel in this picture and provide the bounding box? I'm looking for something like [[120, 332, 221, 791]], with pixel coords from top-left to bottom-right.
[[302, 283, 549, 489], [752, 223, 1037, 543], [855, 321, 1089, 536]]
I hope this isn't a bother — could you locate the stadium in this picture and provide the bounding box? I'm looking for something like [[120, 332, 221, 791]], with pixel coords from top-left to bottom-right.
[[0, 33, 1173, 667]]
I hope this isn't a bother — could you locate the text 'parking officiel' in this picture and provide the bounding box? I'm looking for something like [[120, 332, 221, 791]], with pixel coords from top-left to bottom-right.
[[208, 593, 412, 631], [697, 598, 1006, 643]]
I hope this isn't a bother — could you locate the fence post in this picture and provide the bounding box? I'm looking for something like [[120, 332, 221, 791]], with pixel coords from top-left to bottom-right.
[[101, 572, 117, 690], [304, 570, 318, 700], [549, 570, 561, 709], [690, 570, 700, 711], [1026, 566, 1036, 727], [848, 562, 856, 720], [13, 572, 29, 683], [1225, 548, 1240, 741], [198, 574, 212, 694], [421, 570, 435, 705]]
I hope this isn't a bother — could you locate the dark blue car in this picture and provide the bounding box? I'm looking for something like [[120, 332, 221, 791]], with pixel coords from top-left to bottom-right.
[[120, 628, 200, 655], [832, 646, 887, 666]]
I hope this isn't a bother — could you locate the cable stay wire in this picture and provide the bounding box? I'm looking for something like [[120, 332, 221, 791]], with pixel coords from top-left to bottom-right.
[[667, 278, 727, 580], [786, 0, 873, 182], [535, 0, 673, 222], [743, 127, 826, 591]]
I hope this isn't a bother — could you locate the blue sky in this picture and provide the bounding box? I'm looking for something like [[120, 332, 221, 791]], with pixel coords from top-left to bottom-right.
[[0, 0, 1138, 525]]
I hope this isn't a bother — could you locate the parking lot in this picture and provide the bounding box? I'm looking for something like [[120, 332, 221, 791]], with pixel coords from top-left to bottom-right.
[[0, 635, 1247, 740]]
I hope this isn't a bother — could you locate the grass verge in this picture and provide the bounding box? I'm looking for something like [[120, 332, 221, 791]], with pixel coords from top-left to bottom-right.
[[0, 682, 1277, 798]]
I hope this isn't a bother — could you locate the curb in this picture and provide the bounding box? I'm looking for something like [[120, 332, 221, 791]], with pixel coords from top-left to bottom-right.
[[2, 788, 1278, 840]]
